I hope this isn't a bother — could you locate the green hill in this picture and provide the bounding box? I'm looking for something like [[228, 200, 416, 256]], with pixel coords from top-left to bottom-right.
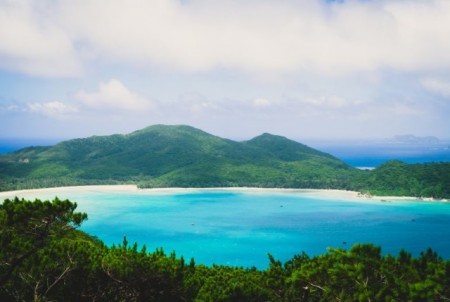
[[0, 124, 449, 198], [0, 125, 353, 189], [351, 160, 450, 199]]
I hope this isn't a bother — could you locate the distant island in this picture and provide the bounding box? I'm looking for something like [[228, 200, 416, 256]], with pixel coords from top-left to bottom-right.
[[389, 134, 440, 144], [0, 124, 449, 199]]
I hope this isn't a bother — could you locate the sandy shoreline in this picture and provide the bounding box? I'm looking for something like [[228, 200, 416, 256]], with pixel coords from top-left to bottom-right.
[[0, 184, 447, 202]]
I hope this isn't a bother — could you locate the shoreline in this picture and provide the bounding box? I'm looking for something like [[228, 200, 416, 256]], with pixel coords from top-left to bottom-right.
[[0, 185, 447, 203]]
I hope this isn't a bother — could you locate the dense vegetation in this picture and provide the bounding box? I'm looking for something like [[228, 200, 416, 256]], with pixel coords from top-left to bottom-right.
[[1, 197, 449, 301], [0, 124, 449, 198], [351, 161, 450, 199]]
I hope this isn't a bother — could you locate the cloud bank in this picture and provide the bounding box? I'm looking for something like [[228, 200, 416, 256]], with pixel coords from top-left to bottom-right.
[[0, 1, 80, 77], [1, 0, 450, 77], [27, 101, 78, 118], [421, 78, 450, 99], [75, 79, 153, 111], [1, 0, 449, 140]]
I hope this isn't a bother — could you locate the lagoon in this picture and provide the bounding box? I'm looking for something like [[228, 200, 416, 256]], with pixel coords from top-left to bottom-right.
[[2, 186, 450, 269]]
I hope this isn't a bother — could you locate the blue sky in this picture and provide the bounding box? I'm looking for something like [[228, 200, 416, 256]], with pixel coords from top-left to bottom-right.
[[1, 0, 450, 141]]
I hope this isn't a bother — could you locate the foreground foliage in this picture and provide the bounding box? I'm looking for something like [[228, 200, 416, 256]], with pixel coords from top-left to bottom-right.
[[1, 198, 450, 301]]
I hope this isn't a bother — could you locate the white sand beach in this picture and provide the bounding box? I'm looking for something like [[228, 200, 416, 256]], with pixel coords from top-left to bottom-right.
[[0, 185, 445, 202], [0, 185, 139, 198]]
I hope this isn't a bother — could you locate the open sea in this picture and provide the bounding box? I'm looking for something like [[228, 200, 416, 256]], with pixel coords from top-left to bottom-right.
[[2, 189, 450, 269], [306, 140, 450, 168]]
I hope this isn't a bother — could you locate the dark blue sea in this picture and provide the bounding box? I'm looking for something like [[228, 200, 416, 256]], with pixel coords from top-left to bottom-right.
[[0, 138, 63, 154], [307, 140, 450, 168]]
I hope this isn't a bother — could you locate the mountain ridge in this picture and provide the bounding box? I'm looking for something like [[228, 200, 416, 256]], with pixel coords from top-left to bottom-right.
[[0, 124, 353, 187], [0, 124, 449, 198]]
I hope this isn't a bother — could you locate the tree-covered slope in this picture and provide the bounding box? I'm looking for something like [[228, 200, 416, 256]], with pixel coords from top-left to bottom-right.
[[0, 124, 354, 190], [0, 124, 449, 198], [350, 160, 450, 199]]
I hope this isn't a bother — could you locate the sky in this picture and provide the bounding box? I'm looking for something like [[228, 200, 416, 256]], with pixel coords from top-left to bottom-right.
[[1, 0, 450, 141]]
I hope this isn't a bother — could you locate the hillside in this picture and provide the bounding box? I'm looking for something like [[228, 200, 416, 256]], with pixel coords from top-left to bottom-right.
[[0, 124, 448, 198], [0, 125, 354, 189], [351, 160, 450, 199]]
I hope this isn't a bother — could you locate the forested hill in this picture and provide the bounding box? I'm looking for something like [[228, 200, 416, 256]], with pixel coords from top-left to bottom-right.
[[0, 125, 351, 188], [0, 124, 449, 198]]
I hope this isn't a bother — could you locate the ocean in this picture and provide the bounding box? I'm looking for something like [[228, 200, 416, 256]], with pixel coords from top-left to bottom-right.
[[0, 138, 63, 154], [306, 140, 450, 168], [3, 189, 450, 269]]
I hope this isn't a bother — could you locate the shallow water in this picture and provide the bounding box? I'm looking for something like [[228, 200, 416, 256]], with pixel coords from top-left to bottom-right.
[[4, 189, 450, 268]]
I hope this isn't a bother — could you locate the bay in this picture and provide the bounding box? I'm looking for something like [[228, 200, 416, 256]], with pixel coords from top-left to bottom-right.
[[2, 188, 450, 269]]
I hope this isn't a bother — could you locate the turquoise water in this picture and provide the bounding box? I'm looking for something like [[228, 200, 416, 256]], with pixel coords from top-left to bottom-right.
[[4, 190, 450, 268]]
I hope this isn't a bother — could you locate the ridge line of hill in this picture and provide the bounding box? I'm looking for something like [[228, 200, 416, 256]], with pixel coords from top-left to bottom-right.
[[0, 124, 448, 198]]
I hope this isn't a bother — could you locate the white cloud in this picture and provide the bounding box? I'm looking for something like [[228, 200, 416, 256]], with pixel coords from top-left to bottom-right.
[[58, 0, 450, 75], [252, 98, 271, 108], [0, 103, 24, 112], [75, 79, 153, 111], [302, 95, 363, 108], [0, 1, 81, 77], [1, 0, 449, 141], [1, 0, 450, 77], [179, 93, 219, 115], [388, 102, 423, 117], [421, 78, 450, 98], [27, 101, 77, 117], [190, 101, 218, 115]]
